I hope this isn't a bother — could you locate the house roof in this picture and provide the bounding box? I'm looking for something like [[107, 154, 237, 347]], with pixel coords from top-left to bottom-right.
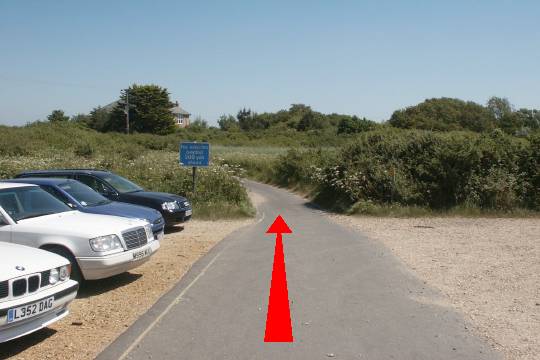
[[171, 105, 190, 116], [100, 100, 190, 115], [102, 101, 120, 112]]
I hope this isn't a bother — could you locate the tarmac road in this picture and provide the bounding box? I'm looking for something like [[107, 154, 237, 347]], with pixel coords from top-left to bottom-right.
[[97, 181, 500, 360]]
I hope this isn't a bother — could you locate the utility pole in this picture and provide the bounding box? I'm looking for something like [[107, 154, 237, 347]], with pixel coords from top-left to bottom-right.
[[124, 89, 130, 134]]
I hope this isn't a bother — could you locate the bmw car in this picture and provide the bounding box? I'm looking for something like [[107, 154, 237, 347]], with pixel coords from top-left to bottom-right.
[[0, 242, 78, 343]]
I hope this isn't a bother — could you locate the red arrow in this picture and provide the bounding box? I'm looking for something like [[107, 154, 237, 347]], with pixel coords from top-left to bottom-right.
[[264, 215, 294, 342]]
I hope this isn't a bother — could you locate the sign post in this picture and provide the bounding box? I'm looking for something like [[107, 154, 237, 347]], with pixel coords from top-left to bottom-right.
[[179, 142, 210, 193], [192, 167, 196, 193]]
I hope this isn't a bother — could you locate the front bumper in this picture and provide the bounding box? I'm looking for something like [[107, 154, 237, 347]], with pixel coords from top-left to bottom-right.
[[0, 280, 78, 343], [162, 208, 192, 226], [151, 216, 165, 235], [76, 240, 160, 280]]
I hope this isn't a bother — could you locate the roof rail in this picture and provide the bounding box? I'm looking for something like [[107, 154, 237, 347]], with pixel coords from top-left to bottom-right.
[[24, 168, 111, 172]]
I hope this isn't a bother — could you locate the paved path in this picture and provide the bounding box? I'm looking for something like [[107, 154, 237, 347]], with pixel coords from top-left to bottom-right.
[[98, 181, 500, 360]]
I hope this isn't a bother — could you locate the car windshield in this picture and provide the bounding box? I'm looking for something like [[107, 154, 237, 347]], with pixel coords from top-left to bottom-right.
[[59, 181, 111, 207], [101, 173, 143, 194], [0, 186, 72, 221]]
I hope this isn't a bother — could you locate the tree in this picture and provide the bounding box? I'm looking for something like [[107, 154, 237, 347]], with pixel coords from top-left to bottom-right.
[[237, 108, 253, 130], [47, 109, 69, 122], [389, 98, 495, 132], [487, 96, 513, 120], [296, 110, 325, 131], [86, 106, 111, 132], [515, 109, 540, 130], [71, 113, 91, 124], [237, 108, 268, 131], [337, 116, 374, 134], [217, 114, 239, 131], [486, 97, 539, 135], [289, 104, 312, 115], [190, 116, 209, 130], [107, 84, 175, 134]]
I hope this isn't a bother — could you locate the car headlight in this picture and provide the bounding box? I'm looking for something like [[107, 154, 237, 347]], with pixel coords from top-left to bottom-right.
[[161, 201, 179, 211], [49, 268, 59, 285], [144, 224, 153, 240], [59, 265, 71, 281], [89, 234, 123, 252], [183, 201, 190, 208]]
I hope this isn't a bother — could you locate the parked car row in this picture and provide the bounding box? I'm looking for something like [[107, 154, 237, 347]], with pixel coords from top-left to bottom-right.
[[16, 169, 192, 227], [0, 169, 192, 343]]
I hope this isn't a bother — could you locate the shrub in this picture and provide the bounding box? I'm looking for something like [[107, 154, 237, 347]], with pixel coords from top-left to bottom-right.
[[74, 143, 94, 158], [265, 128, 538, 213], [0, 123, 254, 219]]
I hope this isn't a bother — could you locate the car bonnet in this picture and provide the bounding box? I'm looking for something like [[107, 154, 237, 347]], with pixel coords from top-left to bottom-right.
[[85, 201, 162, 223], [0, 243, 69, 281], [124, 191, 187, 204], [15, 211, 149, 238]]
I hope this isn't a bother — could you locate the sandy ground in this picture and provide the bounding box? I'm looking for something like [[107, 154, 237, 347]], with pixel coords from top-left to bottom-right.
[[0, 219, 252, 360], [330, 215, 540, 360]]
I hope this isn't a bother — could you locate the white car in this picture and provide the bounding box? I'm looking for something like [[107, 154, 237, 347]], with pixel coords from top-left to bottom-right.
[[0, 183, 160, 281], [0, 242, 78, 343]]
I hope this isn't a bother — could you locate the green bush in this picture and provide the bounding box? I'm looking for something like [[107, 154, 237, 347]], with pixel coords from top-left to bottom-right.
[[74, 143, 94, 158], [0, 123, 254, 219], [262, 128, 538, 213]]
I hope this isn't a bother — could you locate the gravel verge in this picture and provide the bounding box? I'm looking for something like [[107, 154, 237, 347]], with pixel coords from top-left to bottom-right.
[[330, 215, 540, 360], [0, 219, 252, 360]]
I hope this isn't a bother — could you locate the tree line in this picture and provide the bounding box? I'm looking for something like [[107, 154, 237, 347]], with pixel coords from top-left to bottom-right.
[[43, 83, 540, 137]]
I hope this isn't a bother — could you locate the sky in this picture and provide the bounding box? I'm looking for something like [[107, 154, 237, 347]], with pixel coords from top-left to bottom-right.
[[1, 0, 539, 126]]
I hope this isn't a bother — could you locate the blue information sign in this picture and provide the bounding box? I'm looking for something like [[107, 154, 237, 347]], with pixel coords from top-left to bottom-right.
[[180, 142, 210, 167]]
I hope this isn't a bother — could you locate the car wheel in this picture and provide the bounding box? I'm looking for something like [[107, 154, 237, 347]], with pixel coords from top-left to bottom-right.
[[44, 246, 83, 283]]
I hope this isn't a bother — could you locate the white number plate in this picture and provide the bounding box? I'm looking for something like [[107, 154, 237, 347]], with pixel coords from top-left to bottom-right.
[[7, 297, 54, 323], [132, 246, 152, 261], [185, 209, 192, 216]]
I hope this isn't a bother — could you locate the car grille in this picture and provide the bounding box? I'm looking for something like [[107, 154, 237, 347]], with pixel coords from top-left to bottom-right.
[[176, 200, 190, 208], [0, 270, 59, 301], [0, 281, 8, 299], [12, 279, 27, 297], [122, 227, 148, 250], [28, 275, 40, 293], [41, 270, 51, 287]]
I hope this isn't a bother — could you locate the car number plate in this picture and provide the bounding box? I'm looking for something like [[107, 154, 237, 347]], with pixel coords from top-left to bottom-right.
[[132, 247, 152, 261], [7, 297, 54, 323], [185, 209, 192, 216]]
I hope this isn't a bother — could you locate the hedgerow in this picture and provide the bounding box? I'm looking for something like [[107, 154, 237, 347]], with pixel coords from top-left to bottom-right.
[[265, 128, 539, 213], [0, 123, 254, 219]]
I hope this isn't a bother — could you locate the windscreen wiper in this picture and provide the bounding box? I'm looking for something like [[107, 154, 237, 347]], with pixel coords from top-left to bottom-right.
[[18, 211, 56, 220]]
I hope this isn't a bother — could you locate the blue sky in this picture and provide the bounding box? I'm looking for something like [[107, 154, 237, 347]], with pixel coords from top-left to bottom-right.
[[1, 0, 539, 126]]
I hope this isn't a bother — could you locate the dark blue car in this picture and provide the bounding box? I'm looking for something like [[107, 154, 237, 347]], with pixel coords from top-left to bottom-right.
[[5, 178, 165, 239], [16, 169, 192, 227]]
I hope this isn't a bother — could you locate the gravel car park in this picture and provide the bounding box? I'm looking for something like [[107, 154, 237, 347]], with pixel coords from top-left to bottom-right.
[[0, 183, 160, 282], [0, 242, 78, 343], [17, 169, 192, 227]]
